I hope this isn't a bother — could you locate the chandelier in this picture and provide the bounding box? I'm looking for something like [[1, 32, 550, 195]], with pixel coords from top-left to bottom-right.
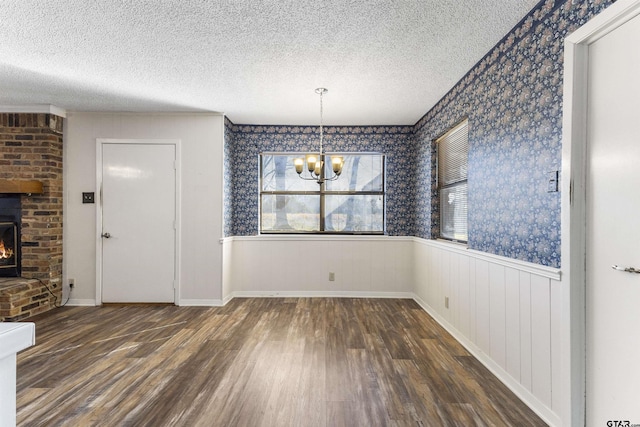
[[294, 88, 344, 184]]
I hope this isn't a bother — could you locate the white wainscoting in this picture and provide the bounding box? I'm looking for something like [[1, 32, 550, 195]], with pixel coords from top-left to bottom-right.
[[222, 236, 414, 298], [413, 238, 562, 426]]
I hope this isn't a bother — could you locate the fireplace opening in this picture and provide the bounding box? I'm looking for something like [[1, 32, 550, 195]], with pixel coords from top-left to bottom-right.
[[1, 222, 18, 271], [0, 195, 21, 278]]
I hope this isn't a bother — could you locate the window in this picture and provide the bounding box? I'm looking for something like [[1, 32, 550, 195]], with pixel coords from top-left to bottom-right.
[[260, 153, 385, 234], [436, 119, 468, 242]]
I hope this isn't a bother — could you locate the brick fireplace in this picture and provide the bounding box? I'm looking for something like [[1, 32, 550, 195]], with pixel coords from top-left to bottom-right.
[[0, 113, 64, 321]]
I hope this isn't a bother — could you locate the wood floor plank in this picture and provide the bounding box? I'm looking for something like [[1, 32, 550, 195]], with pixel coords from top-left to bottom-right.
[[392, 358, 444, 425], [326, 325, 356, 403], [16, 298, 548, 426], [362, 332, 413, 421], [346, 348, 392, 426]]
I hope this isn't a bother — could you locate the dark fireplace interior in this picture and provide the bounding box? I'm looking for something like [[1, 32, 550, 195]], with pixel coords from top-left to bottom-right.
[[0, 195, 21, 278]]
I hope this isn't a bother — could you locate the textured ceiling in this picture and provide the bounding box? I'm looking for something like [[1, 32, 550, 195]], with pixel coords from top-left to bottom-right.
[[0, 0, 541, 125]]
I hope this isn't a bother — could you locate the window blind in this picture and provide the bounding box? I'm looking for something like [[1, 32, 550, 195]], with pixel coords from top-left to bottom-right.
[[437, 120, 468, 242]]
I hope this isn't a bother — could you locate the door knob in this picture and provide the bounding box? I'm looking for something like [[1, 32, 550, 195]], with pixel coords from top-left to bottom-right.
[[101, 232, 111, 239]]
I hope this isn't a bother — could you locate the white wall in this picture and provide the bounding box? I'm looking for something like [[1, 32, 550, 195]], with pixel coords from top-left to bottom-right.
[[413, 238, 563, 426], [64, 112, 224, 305], [223, 236, 414, 298]]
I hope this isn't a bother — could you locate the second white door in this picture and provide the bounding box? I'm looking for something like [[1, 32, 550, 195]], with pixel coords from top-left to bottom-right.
[[586, 10, 640, 425], [100, 141, 177, 303]]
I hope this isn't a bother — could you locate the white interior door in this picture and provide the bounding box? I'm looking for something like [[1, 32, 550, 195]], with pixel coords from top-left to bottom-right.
[[100, 141, 177, 303], [586, 12, 640, 424]]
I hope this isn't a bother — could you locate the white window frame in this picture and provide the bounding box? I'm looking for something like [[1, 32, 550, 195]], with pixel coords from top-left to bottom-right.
[[436, 119, 468, 243]]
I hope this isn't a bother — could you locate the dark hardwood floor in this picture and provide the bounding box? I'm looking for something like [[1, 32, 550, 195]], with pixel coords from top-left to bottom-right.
[[16, 298, 547, 426]]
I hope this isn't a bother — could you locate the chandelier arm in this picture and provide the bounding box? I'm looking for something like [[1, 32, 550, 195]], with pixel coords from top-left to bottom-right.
[[298, 173, 318, 181]]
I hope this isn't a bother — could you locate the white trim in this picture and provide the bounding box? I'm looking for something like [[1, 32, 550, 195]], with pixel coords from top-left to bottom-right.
[[562, 1, 640, 425], [229, 291, 415, 299], [413, 237, 562, 281], [218, 119, 226, 303], [412, 294, 561, 427], [179, 299, 225, 307], [95, 138, 182, 306], [95, 142, 103, 305], [0, 104, 67, 117], [222, 293, 234, 305], [567, 0, 640, 44], [180, 293, 413, 306], [561, 23, 589, 427], [175, 142, 183, 305], [66, 299, 98, 307]]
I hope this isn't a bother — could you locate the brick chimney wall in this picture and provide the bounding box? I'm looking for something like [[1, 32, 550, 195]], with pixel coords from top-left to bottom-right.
[[0, 113, 64, 320]]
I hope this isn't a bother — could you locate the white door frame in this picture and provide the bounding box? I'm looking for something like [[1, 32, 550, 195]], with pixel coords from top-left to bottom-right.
[[562, 0, 640, 425], [95, 138, 182, 305]]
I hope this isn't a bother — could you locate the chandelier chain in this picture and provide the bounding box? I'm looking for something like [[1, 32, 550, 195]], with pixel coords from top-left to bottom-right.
[[319, 89, 324, 154]]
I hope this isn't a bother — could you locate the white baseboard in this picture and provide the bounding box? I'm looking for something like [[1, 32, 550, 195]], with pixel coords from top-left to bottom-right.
[[222, 294, 234, 305], [411, 294, 561, 427], [178, 299, 225, 307], [66, 298, 97, 306], [66, 298, 227, 307], [69, 293, 414, 307], [228, 291, 415, 299]]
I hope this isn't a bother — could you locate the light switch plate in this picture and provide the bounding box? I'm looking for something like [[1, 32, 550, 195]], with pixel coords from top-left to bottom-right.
[[547, 171, 559, 193]]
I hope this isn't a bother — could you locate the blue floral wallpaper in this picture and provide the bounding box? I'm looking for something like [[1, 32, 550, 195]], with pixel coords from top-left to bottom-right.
[[224, 0, 614, 268], [413, 0, 613, 268], [223, 117, 235, 237], [224, 121, 415, 237]]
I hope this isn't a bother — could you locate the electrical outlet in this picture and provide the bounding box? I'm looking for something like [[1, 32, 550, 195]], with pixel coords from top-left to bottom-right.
[[329, 272, 335, 281], [69, 278, 75, 289], [445, 296, 449, 309]]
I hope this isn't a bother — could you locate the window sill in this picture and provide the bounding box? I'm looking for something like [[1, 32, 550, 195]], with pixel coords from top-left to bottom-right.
[[434, 238, 468, 248]]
